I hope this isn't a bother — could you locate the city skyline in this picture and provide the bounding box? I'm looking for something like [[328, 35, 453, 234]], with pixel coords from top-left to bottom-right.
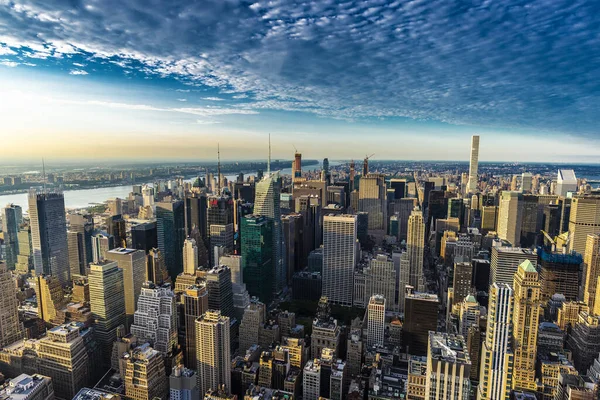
[[1, 1, 600, 162]]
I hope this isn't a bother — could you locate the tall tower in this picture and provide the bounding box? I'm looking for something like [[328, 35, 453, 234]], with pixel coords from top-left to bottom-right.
[[358, 174, 387, 231], [426, 332, 471, 400], [511, 260, 541, 391], [183, 284, 208, 368], [568, 196, 600, 257], [28, 190, 70, 284], [156, 200, 186, 281], [478, 283, 514, 400], [254, 167, 284, 293], [2, 204, 21, 270], [196, 311, 231, 397], [0, 262, 24, 347], [322, 215, 358, 306], [241, 215, 274, 304], [130, 282, 178, 354], [467, 135, 480, 193], [123, 344, 168, 400], [88, 261, 126, 365], [407, 207, 425, 291], [183, 238, 199, 275], [106, 248, 146, 329], [293, 151, 302, 182], [367, 295, 385, 347], [497, 191, 523, 246], [584, 234, 600, 311]]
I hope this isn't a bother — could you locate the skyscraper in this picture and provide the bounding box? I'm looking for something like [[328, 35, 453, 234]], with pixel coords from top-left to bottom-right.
[[196, 311, 231, 397], [556, 169, 577, 197], [205, 265, 234, 318], [584, 234, 600, 311], [511, 260, 541, 391], [28, 191, 70, 284], [183, 284, 208, 368], [322, 214, 357, 306], [367, 295, 385, 348], [185, 192, 208, 239], [568, 196, 600, 256], [123, 343, 168, 400], [254, 171, 284, 293], [241, 215, 274, 304], [183, 238, 199, 275], [478, 283, 514, 400], [0, 261, 24, 347], [358, 174, 387, 231], [292, 152, 302, 182], [130, 282, 178, 354], [131, 221, 158, 253], [490, 246, 537, 286], [156, 200, 186, 280], [88, 260, 126, 363], [497, 191, 523, 246], [106, 248, 146, 329], [105, 214, 126, 248], [467, 135, 480, 194], [426, 332, 471, 400], [36, 274, 67, 325], [403, 289, 439, 356], [2, 204, 21, 270], [407, 207, 425, 292]]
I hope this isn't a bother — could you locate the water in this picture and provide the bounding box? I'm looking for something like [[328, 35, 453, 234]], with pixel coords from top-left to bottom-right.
[[0, 162, 334, 211]]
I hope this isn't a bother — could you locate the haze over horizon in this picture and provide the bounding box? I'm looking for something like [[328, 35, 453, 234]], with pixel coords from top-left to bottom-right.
[[1, 0, 599, 162]]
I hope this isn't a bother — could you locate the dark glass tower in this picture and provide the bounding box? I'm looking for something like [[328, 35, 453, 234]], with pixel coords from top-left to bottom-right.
[[156, 200, 185, 281], [131, 221, 158, 253], [241, 215, 274, 304]]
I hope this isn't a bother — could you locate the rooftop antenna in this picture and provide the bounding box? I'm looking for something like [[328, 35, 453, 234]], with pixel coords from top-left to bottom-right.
[[267, 133, 271, 175], [217, 142, 221, 193], [42, 157, 46, 193]]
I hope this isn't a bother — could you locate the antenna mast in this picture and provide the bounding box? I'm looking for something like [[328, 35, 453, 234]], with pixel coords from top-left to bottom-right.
[[217, 143, 221, 193]]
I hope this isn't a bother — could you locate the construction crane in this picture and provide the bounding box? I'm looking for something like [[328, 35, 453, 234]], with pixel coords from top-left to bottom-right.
[[541, 230, 571, 253], [363, 153, 375, 176]]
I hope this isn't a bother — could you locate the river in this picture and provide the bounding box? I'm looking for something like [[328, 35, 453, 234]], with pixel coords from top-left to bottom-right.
[[0, 161, 336, 211]]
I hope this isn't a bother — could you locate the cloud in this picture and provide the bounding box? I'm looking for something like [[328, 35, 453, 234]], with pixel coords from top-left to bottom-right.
[[0, 0, 599, 135], [0, 46, 16, 56], [196, 119, 221, 125], [202, 97, 225, 101], [177, 98, 187, 102], [69, 69, 88, 75], [72, 62, 86, 67], [0, 61, 19, 67]]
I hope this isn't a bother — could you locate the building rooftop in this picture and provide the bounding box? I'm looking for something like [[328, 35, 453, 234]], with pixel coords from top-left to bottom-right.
[[0, 374, 52, 400], [519, 259, 537, 273], [429, 332, 470, 365], [73, 388, 121, 400]]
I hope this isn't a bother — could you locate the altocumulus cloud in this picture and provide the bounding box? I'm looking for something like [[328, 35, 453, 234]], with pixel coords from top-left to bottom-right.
[[1, 0, 599, 135]]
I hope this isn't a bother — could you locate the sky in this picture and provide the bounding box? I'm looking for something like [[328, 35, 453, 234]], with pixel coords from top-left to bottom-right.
[[1, 0, 599, 163]]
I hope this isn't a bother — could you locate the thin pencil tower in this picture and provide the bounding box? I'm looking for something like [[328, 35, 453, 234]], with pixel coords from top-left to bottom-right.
[[217, 143, 221, 193], [42, 157, 46, 193]]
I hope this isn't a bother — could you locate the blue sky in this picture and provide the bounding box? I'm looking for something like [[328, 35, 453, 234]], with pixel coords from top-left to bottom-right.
[[1, 0, 599, 162]]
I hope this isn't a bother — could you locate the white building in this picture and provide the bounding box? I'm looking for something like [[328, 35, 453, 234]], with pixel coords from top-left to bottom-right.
[[367, 295, 386, 348], [182, 238, 198, 275], [323, 214, 358, 306], [497, 191, 523, 247], [467, 135, 480, 193], [556, 169, 577, 197]]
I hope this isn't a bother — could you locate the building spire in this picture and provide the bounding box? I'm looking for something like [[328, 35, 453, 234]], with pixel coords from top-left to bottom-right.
[[267, 133, 271, 175]]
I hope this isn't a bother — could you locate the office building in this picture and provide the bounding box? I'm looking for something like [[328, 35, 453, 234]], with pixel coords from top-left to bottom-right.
[[67, 230, 86, 277], [557, 169, 578, 197], [206, 265, 234, 318], [156, 200, 186, 280], [36, 275, 67, 325], [481, 206, 497, 232], [497, 191, 523, 246], [323, 214, 357, 306], [131, 221, 158, 253], [478, 283, 514, 400], [196, 311, 231, 397], [28, 191, 70, 284], [407, 207, 425, 291], [220, 255, 243, 286], [91, 232, 114, 264], [557, 301, 589, 330], [367, 295, 385, 348], [467, 135, 480, 193], [567, 311, 600, 372], [105, 214, 126, 248], [254, 171, 284, 293], [554, 374, 598, 400], [105, 248, 145, 329], [292, 151, 302, 182], [358, 174, 387, 231], [490, 246, 537, 286], [123, 343, 168, 400], [538, 247, 582, 302], [512, 260, 541, 391], [15, 224, 33, 273], [183, 238, 199, 275], [183, 285, 208, 368], [0, 262, 24, 346], [426, 332, 471, 400], [453, 261, 473, 305], [584, 234, 600, 311], [568, 196, 600, 256], [363, 254, 397, 311], [185, 193, 208, 239], [241, 215, 274, 304], [403, 289, 439, 356], [2, 373, 54, 400], [146, 247, 169, 285], [311, 297, 341, 359], [2, 204, 21, 270], [88, 261, 126, 363], [407, 356, 428, 400], [238, 299, 266, 353], [130, 282, 177, 354], [170, 365, 198, 400]]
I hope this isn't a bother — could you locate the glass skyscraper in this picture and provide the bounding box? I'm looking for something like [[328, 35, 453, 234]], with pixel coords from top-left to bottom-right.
[[241, 215, 274, 304], [156, 200, 185, 281]]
